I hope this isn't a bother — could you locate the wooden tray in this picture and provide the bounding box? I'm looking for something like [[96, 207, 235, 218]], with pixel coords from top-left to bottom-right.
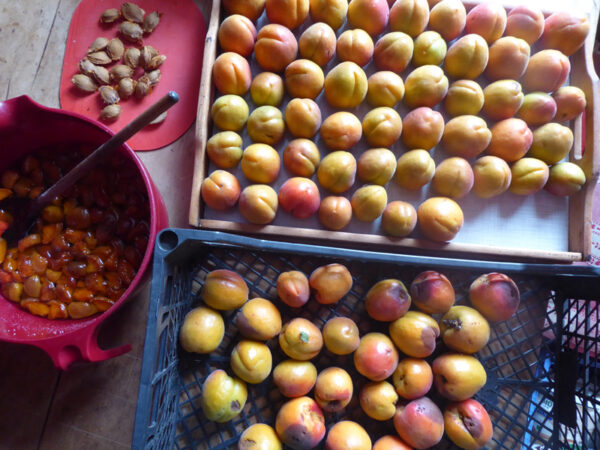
[[189, 0, 600, 262]]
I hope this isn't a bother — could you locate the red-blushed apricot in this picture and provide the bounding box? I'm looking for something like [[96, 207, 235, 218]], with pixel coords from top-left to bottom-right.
[[354, 332, 399, 381], [317, 151, 357, 194], [179, 306, 224, 354], [429, 0, 466, 42], [389, 0, 429, 37], [201, 170, 241, 211], [357, 148, 397, 186], [275, 397, 326, 449], [218, 15, 257, 57], [285, 98, 322, 139], [201, 370, 247, 423], [469, 272, 520, 322], [238, 424, 282, 450], [440, 305, 490, 354], [239, 184, 278, 225], [223, 0, 265, 21], [247, 106, 285, 145], [211, 95, 249, 131], [367, 71, 405, 107], [347, 0, 390, 36], [445, 79, 484, 117], [266, 0, 309, 29], [278, 177, 321, 219], [382, 201, 417, 237], [389, 310, 439, 358], [213, 52, 252, 95], [417, 197, 464, 242], [432, 157, 474, 199], [325, 421, 371, 450], [373, 435, 412, 450], [273, 360, 317, 398], [230, 340, 272, 383], [373, 32, 414, 74], [403, 65, 448, 109], [309, 263, 352, 304], [299, 22, 336, 66], [322, 316, 360, 355], [444, 399, 494, 450], [392, 358, 433, 400], [251, 72, 285, 106], [255, 24, 298, 72], [401, 107, 444, 150], [336, 29, 375, 67], [509, 157, 550, 196], [485, 36, 530, 81], [241, 143, 281, 183], [309, 0, 348, 30], [324, 62, 368, 108], [472, 155, 512, 199], [553, 86, 587, 122], [206, 131, 243, 169], [351, 185, 388, 222], [432, 353, 487, 401], [394, 397, 444, 449], [442, 115, 491, 159], [482, 80, 524, 121], [279, 318, 323, 360], [395, 150, 435, 190], [362, 107, 403, 148], [320, 112, 362, 151], [465, 2, 507, 44], [235, 297, 282, 341], [318, 196, 353, 231], [522, 49, 570, 93], [444, 34, 489, 80], [545, 162, 587, 197], [412, 31, 447, 67], [276, 271, 310, 307], [540, 12, 590, 56], [360, 381, 398, 421], [410, 270, 455, 315], [365, 279, 411, 322], [285, 59, 324, 99], [527, 122, 573, 164], [505, 5, 544, 44], [487, 118, 533, 162], [314, 367, 353, 412], [283, 139, 321, 177], [516, 92, 557, 126], [202, 269, 248, 310]]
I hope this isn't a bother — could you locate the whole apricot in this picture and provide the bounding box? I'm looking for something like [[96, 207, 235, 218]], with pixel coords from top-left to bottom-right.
[[309, 0, 348, 30], [273, 359, 317, 398], [206, 131, 243, 169], [230, 340, 272, 384], [283, 138, 320, 176], [470, 272, 520, 321], [235, 297, 282, 340], [362, 107, 403, 148], [351, 185, 388, 222], [202, 269, 248, 310], [541, 12, 590, 56], [223, 0, 265, 21], [522, 49, 570, 93], [318, 196, 353, 230], [444, 399, 494, 450], [444, 34, 489, 80], [445, 79, 484, 117], [285, 98, 322, 139], [442, 115, 491, 159], [417, 197, 464, 242], [314, 367, 353, 412], [545, 162, 587, 197], [553, 86, 587, 122], [179, 306, 224, 354], [432, 353, 487, 401], [266, 0, 309, 29], [255, 24, 298, 72], [317, 151, 357, 193], [482, 79, 524, 121], [389, 310, 440, 358], [239, 184, 278, 224], [389, 0, 429, 37], [367, 71, 405, 107], [505, 5, 544, 44], [472, 155, 512, 198], [238, 424, 282, 450], [337, 29, 374, 67], [432, 157, 474, 199], [324, 62, 368, 108], [410, 270, 455, 314], [211, 95, 249, 131], [241, 143, 281, 183], [510, 157, 550, 195], [201, 170, 241, 211], [403, 65, 449, 109], [201, 370, 247, 422], [465, 2, 507, 44], [528, 122, 573, 164], [392, 358, 433, 400], [429, 0, 466, 42], [373, 32, 414, 74], [320, 112, 362, 151], [412, 31, 447, 67], [516, 92, 557, 126], [277, 270, 310, 307], [394, 397, 444, 449], [347, 0, 390, 37], [276, 397, 326, 449], [298, 22, 336, 66], [487, 118, 533, 162], [251, 72, 284, 106], [354, 332, 399, 381], [365, 279, 411, 322], [285, 59, 324, 99], [373, 435, 412, 450], [440, 305, 490, 354], [485, 36, 530, 81], [213, 52, 252, 96], [360, 381, 398, 421], [322, 317, 360, 355], [309, 263, 352, 304], [395, 149, 435, 190], [401, 107, 444, 150], [357, 148, 397, 185], [218, 14, 257, 57], [326, 421, 371, 450], [247, 106, 285, 145], [279, 317, 323, 360], [381, 201, 417, 237], [278, 177, 321, 219]]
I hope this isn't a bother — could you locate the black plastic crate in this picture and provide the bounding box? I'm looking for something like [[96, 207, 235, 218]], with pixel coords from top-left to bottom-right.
[[133, 229, 600, 449]]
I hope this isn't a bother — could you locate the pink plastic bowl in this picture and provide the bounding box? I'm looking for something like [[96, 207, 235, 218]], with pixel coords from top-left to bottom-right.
[[0, 95, 169, 369]]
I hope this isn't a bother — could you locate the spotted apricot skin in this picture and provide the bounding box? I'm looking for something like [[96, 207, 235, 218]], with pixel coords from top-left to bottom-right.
[[275, 397, 326, 450], [394, 397, 444, 449], [410, 270, 455, 315], [469, 272, 520, 322], [365, 279, 411, 322]]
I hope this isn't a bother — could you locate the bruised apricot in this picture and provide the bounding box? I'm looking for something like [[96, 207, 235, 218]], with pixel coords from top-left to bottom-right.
[[365, 279, 411, 322], [314, 367, 353, 412], [410, 270, 455, 314], [389, 310, 439, 358], [235, 297, 282, 340], [469, 272, 520, 322], [275, 397, 326, 449]]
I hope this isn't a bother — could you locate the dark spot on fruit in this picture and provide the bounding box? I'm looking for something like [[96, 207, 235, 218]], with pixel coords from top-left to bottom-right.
[[231, 400, 240, 411], [464, 416, 482, 438], [442, 318, 462, 330]]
